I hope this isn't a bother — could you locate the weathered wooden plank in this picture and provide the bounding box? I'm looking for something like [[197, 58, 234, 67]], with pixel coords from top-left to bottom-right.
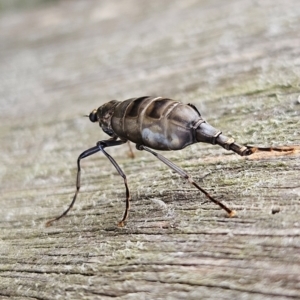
[[0, 0, 299, 299]]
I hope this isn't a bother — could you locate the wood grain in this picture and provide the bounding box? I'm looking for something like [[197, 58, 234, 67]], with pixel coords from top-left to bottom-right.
[[0, 0, 299, 299]]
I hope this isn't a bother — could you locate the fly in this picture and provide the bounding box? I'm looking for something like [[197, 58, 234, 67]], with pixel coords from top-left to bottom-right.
[[46, 96, 293, 227]]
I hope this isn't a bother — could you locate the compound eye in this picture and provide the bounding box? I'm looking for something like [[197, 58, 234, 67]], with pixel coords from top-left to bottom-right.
[[89, 109, 98, 122]]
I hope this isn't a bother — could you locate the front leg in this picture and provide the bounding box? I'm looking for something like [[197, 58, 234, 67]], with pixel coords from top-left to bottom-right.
[[96, 140, 131, 227], [46, 139, 129, 227]]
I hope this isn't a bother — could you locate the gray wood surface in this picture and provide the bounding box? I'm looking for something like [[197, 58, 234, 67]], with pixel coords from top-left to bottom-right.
[[0, 0, 300, 299]]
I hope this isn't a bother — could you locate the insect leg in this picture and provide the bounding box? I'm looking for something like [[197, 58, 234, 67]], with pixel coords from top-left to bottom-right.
[[136, 144, 236, 217], [46, 139, 128, 227], [96, 140, 130, 227], [46, 145, 101, 226], [245, 145, 295, 153], [127, 141, 135, 158]]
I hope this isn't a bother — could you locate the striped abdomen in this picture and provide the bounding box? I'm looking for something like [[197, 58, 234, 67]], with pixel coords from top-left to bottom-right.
[[111, 96, 200, 150]]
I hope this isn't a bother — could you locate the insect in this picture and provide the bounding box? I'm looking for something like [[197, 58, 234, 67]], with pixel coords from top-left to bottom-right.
[[46, 96, 284, 227]]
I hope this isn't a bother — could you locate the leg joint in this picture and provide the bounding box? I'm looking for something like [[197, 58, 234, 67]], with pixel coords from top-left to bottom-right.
[[136, 144, 144, 151]]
